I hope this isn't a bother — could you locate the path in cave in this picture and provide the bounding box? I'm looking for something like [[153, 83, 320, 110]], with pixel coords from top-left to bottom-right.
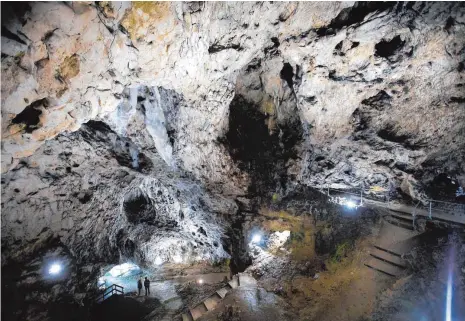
[[102, 271, 229, 320], [326, 188, 465, 225]]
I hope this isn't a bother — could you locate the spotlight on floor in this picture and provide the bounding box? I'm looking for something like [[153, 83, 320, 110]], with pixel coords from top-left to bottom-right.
[[48, 263, 62, 275], [197, 279, 204, 285], [251, 234, 261, 243]]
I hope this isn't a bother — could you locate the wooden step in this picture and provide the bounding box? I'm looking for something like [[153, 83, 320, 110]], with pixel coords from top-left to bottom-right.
[[203, 293, 222, 311], [238, 273, 257, 288], [228, 275, 239, 289], [190, 302, 208, 320], [384, 215, 414, 230], [216, 287, 229, 299], [369, 247, 406, 268], [373, 245, 402, 257], [365, 257, 404, 277], [182, 312, 194, 321], [389, 212, 414, 222]]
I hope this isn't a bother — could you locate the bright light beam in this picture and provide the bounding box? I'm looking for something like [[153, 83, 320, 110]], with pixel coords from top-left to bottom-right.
[[446, 269, 452, 321], [446, 245, 454, 321]]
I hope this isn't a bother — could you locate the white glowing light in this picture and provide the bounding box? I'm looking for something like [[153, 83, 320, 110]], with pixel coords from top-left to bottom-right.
[[155, 257, 163, 266], [252, 234, 261, 243], [345, 200, 356, 209], [197, 279, 204, 284], [48, 263, 62, 275]]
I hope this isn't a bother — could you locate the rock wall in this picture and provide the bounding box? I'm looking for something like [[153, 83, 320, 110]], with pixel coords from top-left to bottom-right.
[[1, 2, 465, 320]]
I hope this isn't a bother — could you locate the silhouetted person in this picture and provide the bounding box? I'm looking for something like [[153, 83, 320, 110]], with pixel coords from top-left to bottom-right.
[[137, 278, 142, 295], [144, 277, 150, 296]]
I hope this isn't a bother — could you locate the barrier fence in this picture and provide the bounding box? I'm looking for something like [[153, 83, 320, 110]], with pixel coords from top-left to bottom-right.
[[321, 186, 465, 220]]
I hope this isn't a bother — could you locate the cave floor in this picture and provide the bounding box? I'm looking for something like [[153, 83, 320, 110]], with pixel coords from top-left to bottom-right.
[[106, 271, 229, 320], [286, 218, 416, 321], [199, 287, 293, 321], [196, 216, 417, 321]]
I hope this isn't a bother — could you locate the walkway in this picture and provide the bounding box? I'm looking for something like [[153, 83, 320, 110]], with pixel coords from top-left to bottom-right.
[[324, 187, 465, 225], [181, 273, 290, 321], [100, 272, 229, 321]]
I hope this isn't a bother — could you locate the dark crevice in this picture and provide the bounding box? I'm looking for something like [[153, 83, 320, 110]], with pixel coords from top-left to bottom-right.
[[317, 2, 395, 36], [329, 70, 383, 84], [445, 17, 455, 31], [302, 96, 317, 105], [375, 35, 405, 58], [376, 124, 426, 151], [458, 62, 464, 72], [361, 90, 392, 111], [450, 97, 465, 103], [333, 41, 344, 56], [264, 37, 280, 56], [351, 108, 371, 132], [377, 127, 409, 143], [280, 62, 294, 89], [208, 43, 242, 54], [1, 26, 27, 45], [11, 99, 49, 133]]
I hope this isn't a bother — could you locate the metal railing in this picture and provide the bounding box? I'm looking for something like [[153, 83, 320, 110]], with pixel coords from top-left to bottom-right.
[[94, 284, 124, 303], [321, 186, 465, 220]]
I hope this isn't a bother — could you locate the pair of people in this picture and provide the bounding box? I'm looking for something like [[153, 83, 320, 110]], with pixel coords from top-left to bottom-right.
[[137, 277, 150, 296]]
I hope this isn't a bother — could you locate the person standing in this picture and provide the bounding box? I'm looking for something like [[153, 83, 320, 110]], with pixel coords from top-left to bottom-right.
[[137, 278, 143, 296], [144, 277, 150, 296]]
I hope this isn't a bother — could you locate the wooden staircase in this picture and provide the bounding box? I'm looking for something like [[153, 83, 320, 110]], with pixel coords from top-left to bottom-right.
[[365, 246, 407, 277], [364, 213, 414, 277]]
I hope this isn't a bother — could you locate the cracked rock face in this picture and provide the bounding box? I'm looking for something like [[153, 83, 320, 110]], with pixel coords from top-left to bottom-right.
[[1, 2, 465, 319]]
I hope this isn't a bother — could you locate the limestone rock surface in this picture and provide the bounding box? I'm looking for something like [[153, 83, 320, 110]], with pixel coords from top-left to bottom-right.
[[1, 2, 465, 319]]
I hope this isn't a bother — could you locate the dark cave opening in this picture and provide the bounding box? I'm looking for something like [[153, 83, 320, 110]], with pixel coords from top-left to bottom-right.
[[123, 191, 154, 224], [222, 94, 302, 196], [426, 173, 464, 202]]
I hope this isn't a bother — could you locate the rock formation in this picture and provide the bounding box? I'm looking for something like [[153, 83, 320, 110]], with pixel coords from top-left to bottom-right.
[[1, 1, 465, 320]]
